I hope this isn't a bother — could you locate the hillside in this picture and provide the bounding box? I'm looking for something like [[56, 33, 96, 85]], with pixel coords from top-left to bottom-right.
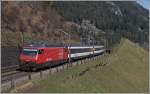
[[16, 39, 148, 93], [52, 1, 149, 47], [1, 1, 80, 46], [2, 1, 149, 47]]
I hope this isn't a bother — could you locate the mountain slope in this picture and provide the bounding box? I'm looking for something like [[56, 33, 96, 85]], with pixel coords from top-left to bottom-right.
[[1, 1, 80, 46], [52, 1, 149, 46]]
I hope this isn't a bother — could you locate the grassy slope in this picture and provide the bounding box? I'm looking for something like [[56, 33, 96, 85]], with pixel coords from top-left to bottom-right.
[[21, 39, 148, 93]]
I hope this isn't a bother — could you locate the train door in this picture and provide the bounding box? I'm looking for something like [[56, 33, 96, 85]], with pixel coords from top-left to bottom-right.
[[63, 47, 69, 60]]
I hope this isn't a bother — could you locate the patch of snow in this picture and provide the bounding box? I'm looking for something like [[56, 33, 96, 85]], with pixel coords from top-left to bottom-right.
[[106, 1, 123, 16]]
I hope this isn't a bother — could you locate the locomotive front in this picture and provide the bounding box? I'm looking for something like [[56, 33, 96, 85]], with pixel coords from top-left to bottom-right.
[[19, 47, 43, 69]]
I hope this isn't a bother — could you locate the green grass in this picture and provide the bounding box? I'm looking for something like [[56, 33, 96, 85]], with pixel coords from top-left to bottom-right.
[[19, 39, 148, 93]]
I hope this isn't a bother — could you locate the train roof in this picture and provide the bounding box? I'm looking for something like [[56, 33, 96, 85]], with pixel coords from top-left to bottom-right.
[[23, 44, 104, 49]]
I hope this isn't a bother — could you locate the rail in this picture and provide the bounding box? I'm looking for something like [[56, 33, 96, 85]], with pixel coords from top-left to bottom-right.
[[2, 65, 19, 70], [2, 65, 19, 74]]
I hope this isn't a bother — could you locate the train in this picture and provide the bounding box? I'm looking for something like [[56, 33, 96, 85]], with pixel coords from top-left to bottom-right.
[[19, 45, 105, 70]]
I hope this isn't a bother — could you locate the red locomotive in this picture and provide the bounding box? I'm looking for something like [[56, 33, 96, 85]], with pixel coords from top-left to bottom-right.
[[19, 45, 105, 70]]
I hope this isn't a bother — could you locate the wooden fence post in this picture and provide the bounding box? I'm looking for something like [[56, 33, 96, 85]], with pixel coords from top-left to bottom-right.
[[62, 64, 65, 70], [28, 72, 31, 80], [40, 71, 43, 79], [76, 61, 78, 66], [49, 68, 52, 75], [10, 77, 15, 89], [56, 67, 59, 72], [67, 63, 69, 69], [70, 63, 72, 67]]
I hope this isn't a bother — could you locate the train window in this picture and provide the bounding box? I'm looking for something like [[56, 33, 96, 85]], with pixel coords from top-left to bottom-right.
[[95, 47, 105, 51], [23, 50, 37, 56], [95, 48, 102, 51], [38, 49, 44, 54], [70, 48, 91, 53], [22, 49, 38, 56]]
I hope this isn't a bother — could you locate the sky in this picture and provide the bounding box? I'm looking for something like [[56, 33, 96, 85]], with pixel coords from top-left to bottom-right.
[[136, 0, 149, 10]]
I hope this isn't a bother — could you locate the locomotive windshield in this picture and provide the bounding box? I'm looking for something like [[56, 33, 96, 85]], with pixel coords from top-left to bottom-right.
[[22, 49, 37, 56]]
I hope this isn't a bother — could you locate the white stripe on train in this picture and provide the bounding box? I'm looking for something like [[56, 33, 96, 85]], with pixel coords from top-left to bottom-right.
[[69, 46, 104, 49], [70, 49, 105, 58]]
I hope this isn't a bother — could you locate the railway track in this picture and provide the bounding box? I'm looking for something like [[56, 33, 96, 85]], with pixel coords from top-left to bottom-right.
[[2, 65, 19, 73], [1, 71, 28, 84], [1, 59, 76, 84], [1, 71, 20, 77]]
